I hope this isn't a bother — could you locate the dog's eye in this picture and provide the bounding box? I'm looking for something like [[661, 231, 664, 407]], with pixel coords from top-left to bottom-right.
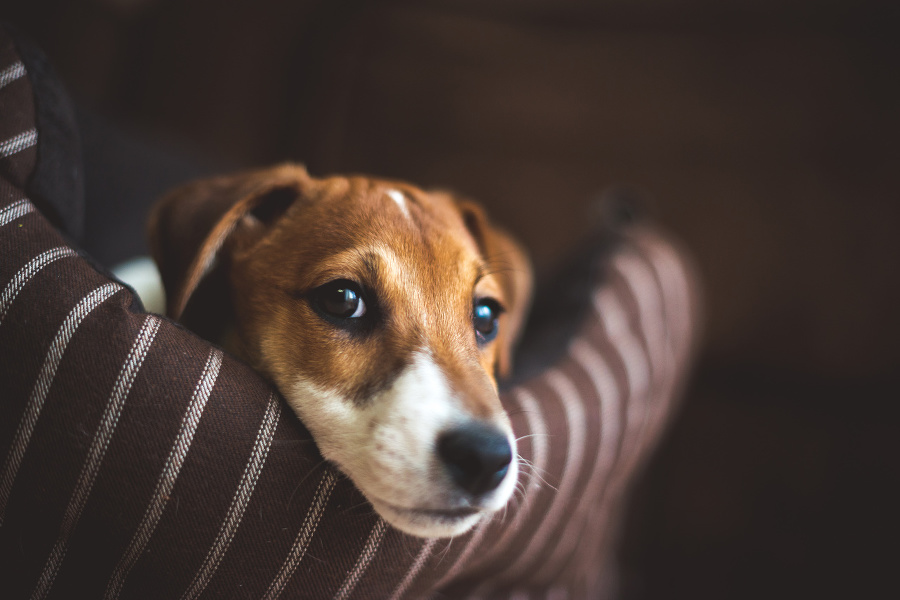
[[315, 280, 367, 319], [474, 298, 503, 344]]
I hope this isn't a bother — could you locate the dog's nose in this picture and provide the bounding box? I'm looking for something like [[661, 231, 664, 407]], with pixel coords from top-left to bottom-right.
[[438, 423, 512, 497]]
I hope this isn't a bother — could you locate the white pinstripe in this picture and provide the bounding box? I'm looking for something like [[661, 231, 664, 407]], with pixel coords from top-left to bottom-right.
[[533, 338, 623, 582], [624, 237, 696, 465], [608, 246, 681, 483], [31, 316, 161, 599], [625, 244, 681, 428], [104, 348, 224, 600], [474, 241, 681, 594], [262, 470, 338, 600], [571, 340, 622, 480], [487, 370, 586, 588], [495, 389, 551, 546], [0, 61, 26, 89], [0, 198, 33, 227], [0, 128, 38, 158], [616, 252, 666, 368], [0, 246, 77, 324], [592, 286, 650, 467], [536, 245, 676, 584], [0, 282, 122, 524], [333, 518, 388, 600], [578, 239, 691, 595], [450, 235, 695, 597], [180, 393, 282, 600], [639, 233, 695, 359], [387, 538, 437, 600], [577, 258, 655, 519]]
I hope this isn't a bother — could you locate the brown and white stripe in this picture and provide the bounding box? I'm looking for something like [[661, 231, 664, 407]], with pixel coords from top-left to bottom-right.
[[30, 315, 162, 599], [0, 128, 38, 158], [508, 388, 552, 526], [492, 369, 588, 586], [541, 246, 674, 588], [261, 469, 339, 600], [333, 518, 389, 600], [0, 197, 32, 227], [179, 392, 282, 600], [531, 340, 623, 583], [0, 282, 123, 524], [388, 538, 439, 600], [103, 348, 224, 600], [0, 61, 26, 90], [0, 246, 77, 324]]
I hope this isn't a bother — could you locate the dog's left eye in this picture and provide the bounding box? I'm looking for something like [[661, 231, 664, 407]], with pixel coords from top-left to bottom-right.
[[314, 280, 367, 319], [474, 298, 503, 344]]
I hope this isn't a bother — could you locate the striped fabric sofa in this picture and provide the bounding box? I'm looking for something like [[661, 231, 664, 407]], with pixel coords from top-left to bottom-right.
[[0, 27, 700, 599]]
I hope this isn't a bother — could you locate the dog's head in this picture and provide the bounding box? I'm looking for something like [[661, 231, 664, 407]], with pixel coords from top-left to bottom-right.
[[149, 164, 532, 537]]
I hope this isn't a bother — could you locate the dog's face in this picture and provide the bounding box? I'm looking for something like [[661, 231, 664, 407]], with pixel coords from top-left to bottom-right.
[[149, 165, 532, 537]]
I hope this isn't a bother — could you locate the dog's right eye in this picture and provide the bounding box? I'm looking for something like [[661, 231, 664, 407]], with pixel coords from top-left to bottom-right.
[[313, 280, 367, 319]]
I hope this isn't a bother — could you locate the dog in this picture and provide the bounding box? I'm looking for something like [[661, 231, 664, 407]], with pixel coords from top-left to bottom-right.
[[148, 164, 532, 538]]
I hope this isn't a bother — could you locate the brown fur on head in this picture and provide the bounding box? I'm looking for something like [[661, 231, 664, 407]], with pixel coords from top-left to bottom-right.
[[148, 163, 532, 537]]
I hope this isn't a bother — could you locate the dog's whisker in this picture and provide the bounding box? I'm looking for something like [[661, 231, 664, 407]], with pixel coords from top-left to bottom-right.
[[287, 459, 330, 510], [342, 497, 377, 514], [514, 479, 527, 498], [514, 432, 550, 443], [516, 455, 536, 471], [519, 464, 555, 491], [437, 539, 455, 565], [399, 535, 419, 559], [509, 484, 527, 511], [515, 455, 558, 492]]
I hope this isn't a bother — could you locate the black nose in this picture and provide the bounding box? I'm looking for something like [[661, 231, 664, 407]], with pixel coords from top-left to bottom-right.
[[437, 423, 512, 497]]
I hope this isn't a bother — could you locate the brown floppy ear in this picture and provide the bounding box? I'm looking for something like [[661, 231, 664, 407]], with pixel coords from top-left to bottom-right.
[[457, 200, 533, 378], [147, 163, 313, 320]]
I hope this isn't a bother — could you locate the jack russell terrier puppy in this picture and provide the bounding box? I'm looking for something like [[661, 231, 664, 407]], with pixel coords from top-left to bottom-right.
[[148, 164, 532, 538]]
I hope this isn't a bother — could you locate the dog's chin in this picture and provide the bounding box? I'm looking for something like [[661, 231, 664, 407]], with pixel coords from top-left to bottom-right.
[[367, 496, 485, 538], [361, 459, 518, 538]]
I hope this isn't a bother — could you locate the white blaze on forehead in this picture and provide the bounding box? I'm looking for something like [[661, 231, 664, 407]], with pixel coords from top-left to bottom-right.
[[386, 189, 411, 219], [371, 243, 428, 316]]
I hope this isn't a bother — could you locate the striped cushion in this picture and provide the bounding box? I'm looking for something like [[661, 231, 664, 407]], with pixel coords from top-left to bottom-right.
[[0, 33, 700, 599]]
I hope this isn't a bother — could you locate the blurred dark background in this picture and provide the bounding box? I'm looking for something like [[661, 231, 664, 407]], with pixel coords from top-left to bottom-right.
[[5, 0, 899, 597]]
